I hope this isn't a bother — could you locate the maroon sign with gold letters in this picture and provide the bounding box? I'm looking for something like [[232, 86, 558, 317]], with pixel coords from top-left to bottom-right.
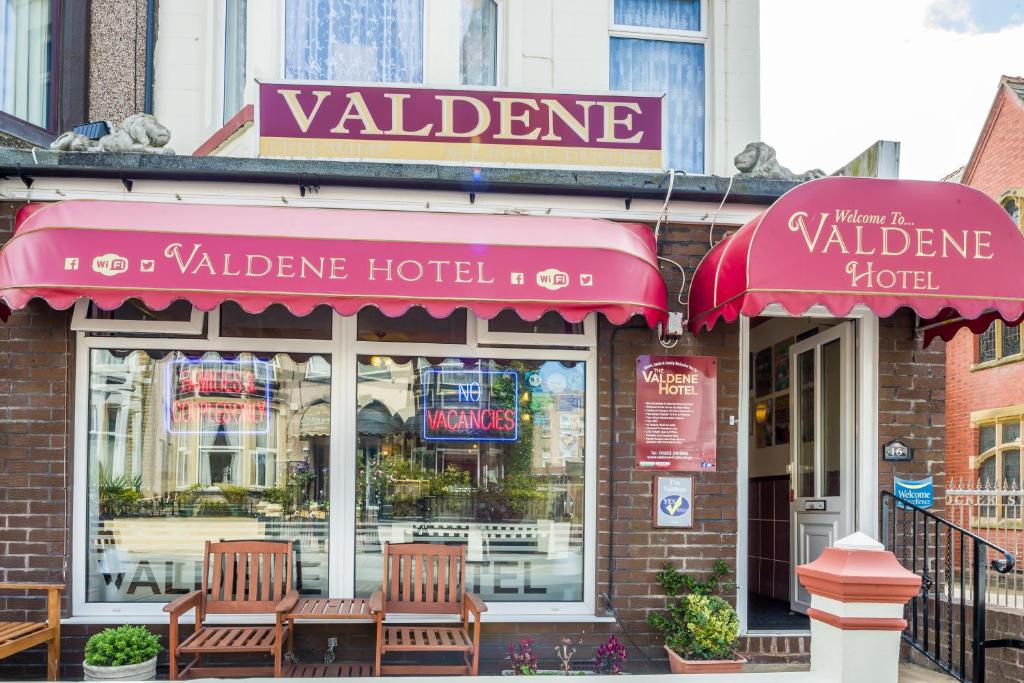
[[636, 356, 717, 472]]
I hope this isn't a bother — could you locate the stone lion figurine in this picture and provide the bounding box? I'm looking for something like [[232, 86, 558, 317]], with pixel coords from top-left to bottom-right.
[[51, 113, 174, 155], [733, 142, 825, 182]]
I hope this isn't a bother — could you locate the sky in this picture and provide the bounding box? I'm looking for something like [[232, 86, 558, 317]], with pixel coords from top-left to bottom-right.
[[760, 0, 1024, 180]]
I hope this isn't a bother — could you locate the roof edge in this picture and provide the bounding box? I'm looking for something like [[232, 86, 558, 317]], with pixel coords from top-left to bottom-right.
[[0, 148, 795, 205]]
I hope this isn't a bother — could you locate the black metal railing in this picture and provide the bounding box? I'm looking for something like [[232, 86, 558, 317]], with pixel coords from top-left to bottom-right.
[[881, 491, 1023, 682]]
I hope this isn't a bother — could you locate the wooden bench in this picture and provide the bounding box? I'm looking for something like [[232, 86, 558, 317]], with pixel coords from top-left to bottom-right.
[[163, 540, 298, 680], [0, 582, 63, 681], [370, 543, 486, 676]]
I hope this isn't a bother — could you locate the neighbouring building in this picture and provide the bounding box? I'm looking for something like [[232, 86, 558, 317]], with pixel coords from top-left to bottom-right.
[[2, 2, 1024, 681]]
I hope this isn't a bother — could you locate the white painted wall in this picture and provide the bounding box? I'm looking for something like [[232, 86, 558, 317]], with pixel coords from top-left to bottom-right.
[[152, 0, 760, 174]]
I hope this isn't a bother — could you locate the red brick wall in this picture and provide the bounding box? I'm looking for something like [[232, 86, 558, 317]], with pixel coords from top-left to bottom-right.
[[962, 84, 1024, 198]]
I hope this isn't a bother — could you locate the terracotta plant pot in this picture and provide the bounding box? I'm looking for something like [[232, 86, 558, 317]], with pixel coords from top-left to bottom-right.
[[664, 646, 746, 674]]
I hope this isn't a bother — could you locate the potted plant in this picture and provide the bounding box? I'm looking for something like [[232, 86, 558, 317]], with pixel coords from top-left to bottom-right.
[[647, 561, 745, 674], [505, 637, 538, 675], [83, 625, 161, 681]]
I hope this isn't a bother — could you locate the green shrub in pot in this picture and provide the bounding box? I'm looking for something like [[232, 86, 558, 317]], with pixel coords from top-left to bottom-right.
[[83, 625, 161, 680]]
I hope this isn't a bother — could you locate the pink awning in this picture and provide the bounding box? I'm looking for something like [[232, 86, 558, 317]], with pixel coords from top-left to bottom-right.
[[687, 176, 1024, 344], [0, 200, 667, 326]]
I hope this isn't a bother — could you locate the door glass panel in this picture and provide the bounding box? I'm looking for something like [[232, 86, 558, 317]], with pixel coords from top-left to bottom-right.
[[797, 350, 815, 497], [822, 339, 842, 497]]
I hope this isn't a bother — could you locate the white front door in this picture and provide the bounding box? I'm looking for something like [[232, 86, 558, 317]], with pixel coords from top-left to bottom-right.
[[790, 321, 855, 614]]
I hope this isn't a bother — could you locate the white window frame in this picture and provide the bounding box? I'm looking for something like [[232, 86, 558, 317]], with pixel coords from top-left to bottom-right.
[[71, 300, 206, 336], [607, 0, 710, 174], [474, 312, 596, 348], [70, 305, 599, 622]]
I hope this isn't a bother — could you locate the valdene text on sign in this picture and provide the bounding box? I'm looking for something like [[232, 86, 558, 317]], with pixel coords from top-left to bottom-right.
[[258, 81, 664, 171], [636, 356, 716, 472], [421, 368, 519, 442]]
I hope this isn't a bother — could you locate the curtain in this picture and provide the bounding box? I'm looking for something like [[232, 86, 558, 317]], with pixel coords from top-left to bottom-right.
[[284, 0, 424, 83], [223, 0, 247, 122], [460, 0, 497, 86], [0, 0, 51, 127], [613, 0, 700, 31], [610, 37, 705, 173]]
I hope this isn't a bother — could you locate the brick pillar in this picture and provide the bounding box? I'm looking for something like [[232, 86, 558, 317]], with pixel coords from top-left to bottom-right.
[[796, 532, 921, 683]]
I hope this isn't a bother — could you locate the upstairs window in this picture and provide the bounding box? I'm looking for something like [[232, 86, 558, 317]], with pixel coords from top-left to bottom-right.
[[610, 0, 705, 172], [460, 0, 498, 86], [223, 0, 247, 122], [976, 419, 1022, 521], [977, 321, 1022, 366], [284, 0, 426, 83], [0, 0, 52, 128]]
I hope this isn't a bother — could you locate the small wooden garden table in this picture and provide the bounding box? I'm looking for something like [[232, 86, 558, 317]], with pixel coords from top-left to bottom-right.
[[283, 598, 374, 677]]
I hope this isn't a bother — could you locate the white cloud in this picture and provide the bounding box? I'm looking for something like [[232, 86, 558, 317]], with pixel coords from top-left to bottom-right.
[[924, 0, 978, 34]]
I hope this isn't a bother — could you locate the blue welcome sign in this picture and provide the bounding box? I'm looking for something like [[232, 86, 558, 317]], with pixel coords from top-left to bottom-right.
[[894, 476, 934, 510]]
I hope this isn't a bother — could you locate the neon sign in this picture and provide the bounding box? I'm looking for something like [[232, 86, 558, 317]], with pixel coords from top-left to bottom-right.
[[165, 358, 272, 435], [421, 369, 518, 442]]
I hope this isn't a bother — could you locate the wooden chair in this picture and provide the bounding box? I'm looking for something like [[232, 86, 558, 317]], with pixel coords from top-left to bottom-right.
[[370, 542, 487, 676], [163, 540, 298, 680], [0, 583, 63, 681]]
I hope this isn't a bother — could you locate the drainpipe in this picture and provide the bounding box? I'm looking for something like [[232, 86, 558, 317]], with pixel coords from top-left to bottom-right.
[[143, 0, 156, 113]]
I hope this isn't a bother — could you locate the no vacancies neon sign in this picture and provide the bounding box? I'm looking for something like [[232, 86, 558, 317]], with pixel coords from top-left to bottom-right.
[[421, 369, 518, 442], [165, 358, 272, 435]]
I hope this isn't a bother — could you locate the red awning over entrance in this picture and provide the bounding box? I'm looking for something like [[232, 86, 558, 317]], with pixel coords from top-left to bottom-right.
[[687, 177, 1024, 343], [0, 200, 667, 326]]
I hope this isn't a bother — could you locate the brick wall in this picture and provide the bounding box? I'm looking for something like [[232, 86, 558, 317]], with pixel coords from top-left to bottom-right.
[[962, 83, 1024, 198]]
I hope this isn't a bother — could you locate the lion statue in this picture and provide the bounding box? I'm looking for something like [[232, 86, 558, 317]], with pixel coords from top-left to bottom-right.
[[733, 142, 825, 182], [51, 113, 174, 155]]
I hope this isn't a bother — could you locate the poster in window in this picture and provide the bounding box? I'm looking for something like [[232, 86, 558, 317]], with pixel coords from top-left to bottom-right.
[[754, 397, 774, 448], [774, 394, 790, 446], [774, 339, 792, 392], [636, 356, 717, 472], [754, 348, 772, 397]]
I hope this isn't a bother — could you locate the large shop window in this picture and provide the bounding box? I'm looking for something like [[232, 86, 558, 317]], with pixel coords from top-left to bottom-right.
[[86, 350, 331, 604], [609, 0, 705, 173], [355, 355, 586, 602], [0, 0, 51, 128]]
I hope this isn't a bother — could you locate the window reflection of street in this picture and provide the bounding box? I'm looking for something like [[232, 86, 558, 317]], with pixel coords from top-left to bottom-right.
[[355, 355, 586, 602], [87, 350, 331, 603]]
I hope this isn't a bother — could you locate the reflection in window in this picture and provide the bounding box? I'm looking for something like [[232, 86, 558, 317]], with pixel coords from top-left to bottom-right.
[[355, 355, 586, 602], [284, 0, 424, 83], [0, 0, 51, 127], [86, 350, 331, 603]]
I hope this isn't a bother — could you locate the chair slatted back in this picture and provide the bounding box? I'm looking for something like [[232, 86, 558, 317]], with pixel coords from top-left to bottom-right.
[[382, 542, 465, 615], [202, 540, 293, 614]]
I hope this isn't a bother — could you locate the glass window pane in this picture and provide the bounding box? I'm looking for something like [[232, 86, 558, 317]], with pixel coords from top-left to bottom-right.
[[487, 310, 583, 336], [614, 0, 701, 31], [1004, 198, 1020, 226], [460, 0, 497, 86], [979, 456, 997, 516], [88, 300, 195, 323], [609, 37, 705, 173], [86, 350, 330, 603], [980, 424, 997, 453], [220, 302, 332, 339], [223, 0, 247, 122], [796, 350, 815, 497], [1002, 421, 1021, 445], [1002, 324, 1020, 357], [357, 308, 467, 343], [978, 323, 996, 362], [822, 340, 842, 497], [0, 0, 51, 127], [355, 355, 586, 602], [1003, 451, 1022, 518], [284, 0, 424, 83]]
